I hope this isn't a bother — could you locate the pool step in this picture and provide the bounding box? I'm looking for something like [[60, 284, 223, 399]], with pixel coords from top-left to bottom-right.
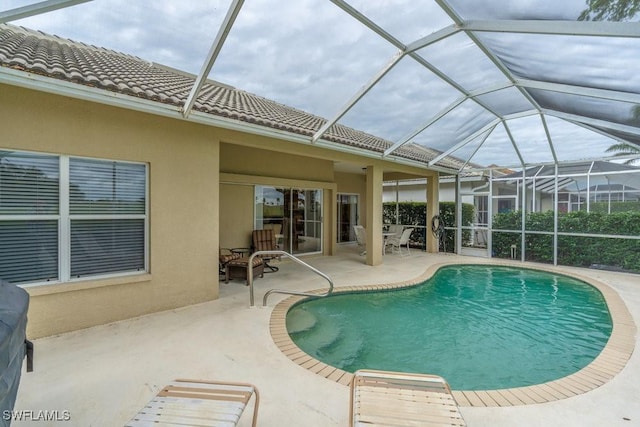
[[288, 307, 365, 370], [306, 317, 365, 369], [286, 309, 317, 334]]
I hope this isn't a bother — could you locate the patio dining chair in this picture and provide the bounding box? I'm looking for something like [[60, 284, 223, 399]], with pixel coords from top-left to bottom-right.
[[252, 229, 280, 272], [385, 227, 413, 255], [353, 225, 366, 256], [386, 224, 404, 238]]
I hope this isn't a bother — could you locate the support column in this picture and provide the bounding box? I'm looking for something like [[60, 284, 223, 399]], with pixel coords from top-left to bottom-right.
[[325, 187, 337, 256], [426, 173, 439, 253], [365, 165, 383, 266], [455, 174, 461, 254]]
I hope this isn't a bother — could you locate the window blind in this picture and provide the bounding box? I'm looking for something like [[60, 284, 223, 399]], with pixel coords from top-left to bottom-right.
[[0, 151, 59, 215], [69, 158, 146, 215], [0, 220, 58, 284], [70, 219, 145, 278], [0, 151, 59, 284]]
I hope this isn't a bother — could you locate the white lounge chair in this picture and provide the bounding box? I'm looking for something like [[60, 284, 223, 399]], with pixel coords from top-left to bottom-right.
[[126, 378, 259, 427], [350, 369, 466, 427]]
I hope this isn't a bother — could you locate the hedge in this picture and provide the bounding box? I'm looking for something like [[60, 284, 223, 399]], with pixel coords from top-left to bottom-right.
[[492, 210, 640, 272]]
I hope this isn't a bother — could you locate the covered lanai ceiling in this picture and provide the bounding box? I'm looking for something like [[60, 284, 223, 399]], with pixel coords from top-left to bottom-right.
[[2, 0, 640, 173]]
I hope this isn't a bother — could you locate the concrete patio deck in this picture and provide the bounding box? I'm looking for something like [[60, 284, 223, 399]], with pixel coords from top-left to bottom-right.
[[11, 246, 640, 426]]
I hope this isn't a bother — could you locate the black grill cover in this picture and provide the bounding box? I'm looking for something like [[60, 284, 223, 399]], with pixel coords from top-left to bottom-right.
[[0, 280, 29, 426]]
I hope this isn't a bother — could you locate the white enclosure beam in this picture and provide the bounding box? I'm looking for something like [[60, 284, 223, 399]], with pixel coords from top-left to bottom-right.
[[545, 109, 640, 137], [502, 120, 526, 167], [0, 0, 91, 23], [517, 79, 640, 104], [462, 19, 640, 38], [383, 96, 466, 156], [311, 50, 405, 143], [329, 0, 406, 49], [405, 25, 460, 53], [428, 118, 501, 166], [182, 0, 244, 118], [540, 114, 559, 164], [459, 123, 497, 171]]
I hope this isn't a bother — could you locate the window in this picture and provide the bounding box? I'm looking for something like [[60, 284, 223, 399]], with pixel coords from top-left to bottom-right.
[[0, 150, 147, 285]]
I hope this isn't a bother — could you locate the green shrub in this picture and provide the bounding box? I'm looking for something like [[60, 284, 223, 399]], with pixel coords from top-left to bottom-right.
[[492, 210, 640, 272], [590, 201, 640, 213]]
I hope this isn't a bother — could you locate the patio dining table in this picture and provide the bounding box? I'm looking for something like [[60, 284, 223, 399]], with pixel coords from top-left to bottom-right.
[[382, 232, 396, 255]]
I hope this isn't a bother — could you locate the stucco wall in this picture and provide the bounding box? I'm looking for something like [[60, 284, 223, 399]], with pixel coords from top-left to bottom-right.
[[220, 143, 333, 182], [2, 85, 220, 338], [219, 183, 254, 249]]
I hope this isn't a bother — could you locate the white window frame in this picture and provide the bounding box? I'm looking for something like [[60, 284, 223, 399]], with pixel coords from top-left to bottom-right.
[[1, 149, 149, 286]]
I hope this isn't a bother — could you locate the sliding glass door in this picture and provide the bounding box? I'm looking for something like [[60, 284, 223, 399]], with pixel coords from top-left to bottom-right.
[[337, 193, 359, 243], [255, 186, 323, 255]]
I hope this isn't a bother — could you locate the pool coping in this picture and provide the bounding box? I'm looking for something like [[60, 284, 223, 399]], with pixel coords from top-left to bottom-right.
[[269, 260, 637, 407]]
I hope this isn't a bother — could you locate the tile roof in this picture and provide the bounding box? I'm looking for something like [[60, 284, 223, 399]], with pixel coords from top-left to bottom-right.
[[0, 24, 460, 171]]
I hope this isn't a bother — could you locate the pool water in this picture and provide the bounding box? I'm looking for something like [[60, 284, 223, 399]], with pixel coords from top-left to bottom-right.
[[287, 265, 613, 390]]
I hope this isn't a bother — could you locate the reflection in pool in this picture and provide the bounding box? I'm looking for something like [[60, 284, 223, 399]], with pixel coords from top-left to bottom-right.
[[287, 265, 612, 390]]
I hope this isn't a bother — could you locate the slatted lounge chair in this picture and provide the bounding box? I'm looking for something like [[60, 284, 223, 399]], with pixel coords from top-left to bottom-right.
[[350, 369, 466, 427], [126, 378, 259, 427]]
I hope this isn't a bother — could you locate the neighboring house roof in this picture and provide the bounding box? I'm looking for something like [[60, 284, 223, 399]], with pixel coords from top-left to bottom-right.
[[497, 161, 640, 193], [0, 24, 462, 172]]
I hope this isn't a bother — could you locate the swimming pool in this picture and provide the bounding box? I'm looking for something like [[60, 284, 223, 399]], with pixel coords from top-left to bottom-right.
[[286, 265, 613, 391]]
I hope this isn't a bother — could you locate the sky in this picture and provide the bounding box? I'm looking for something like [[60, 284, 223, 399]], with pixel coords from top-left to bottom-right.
[[3, 0, 639, 170]]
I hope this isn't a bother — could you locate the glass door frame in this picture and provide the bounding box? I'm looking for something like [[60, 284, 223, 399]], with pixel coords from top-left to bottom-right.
[[336, 192, 359, 244], [254, 185, 323, 256]]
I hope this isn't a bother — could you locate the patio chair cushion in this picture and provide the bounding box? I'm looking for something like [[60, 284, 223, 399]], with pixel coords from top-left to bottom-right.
[[227, 256, 264, 269], [220, 252, 242, 264], [225, 257, 264, 284]]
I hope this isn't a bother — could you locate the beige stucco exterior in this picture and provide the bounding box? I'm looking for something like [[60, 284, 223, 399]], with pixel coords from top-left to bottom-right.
[[3, 85, 220, 338], [2, 83, 441, 338]]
